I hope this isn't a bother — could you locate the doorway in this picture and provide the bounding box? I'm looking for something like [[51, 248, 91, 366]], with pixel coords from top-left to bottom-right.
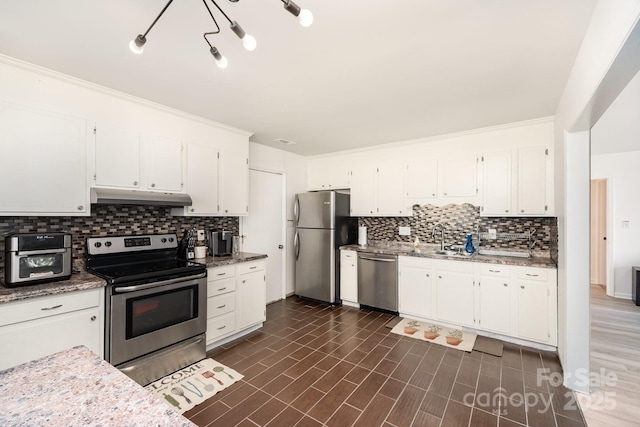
[[590, 179, 608, 292], [241, 169, 285, 304]]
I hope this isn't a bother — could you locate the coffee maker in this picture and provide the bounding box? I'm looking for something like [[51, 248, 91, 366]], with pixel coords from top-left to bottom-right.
[[209, 230, 232, 257]]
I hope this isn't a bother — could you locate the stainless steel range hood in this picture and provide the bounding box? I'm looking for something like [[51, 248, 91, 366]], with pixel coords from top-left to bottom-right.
[[90, 188, 193, 207]]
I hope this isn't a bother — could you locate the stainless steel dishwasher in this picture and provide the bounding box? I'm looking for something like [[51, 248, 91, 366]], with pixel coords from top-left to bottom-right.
[[357, 253, 398, 312]]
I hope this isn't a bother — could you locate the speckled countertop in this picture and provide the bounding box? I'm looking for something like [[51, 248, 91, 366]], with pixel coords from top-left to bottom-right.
[[193, 252, 267, 268], [0, 345, 195, 427], [341, 244, 557, 269], [0, 271, 106, 304]]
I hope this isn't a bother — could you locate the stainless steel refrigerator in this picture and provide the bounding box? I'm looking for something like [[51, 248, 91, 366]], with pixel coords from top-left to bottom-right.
[[294, 191, 357, 304]]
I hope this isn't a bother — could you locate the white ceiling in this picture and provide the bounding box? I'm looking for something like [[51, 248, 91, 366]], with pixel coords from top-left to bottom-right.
[[0, 0, 597, 156]]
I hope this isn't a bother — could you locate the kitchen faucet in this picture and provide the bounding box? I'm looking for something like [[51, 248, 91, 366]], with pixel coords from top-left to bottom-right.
[[432, 224, 445, 250]]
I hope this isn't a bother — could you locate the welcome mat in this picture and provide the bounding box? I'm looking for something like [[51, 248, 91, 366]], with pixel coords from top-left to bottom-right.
[[390, 318, 477, 352], [144, 358, 243, 414]]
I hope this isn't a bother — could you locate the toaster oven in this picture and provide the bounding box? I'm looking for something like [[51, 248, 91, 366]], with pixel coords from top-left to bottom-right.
[[4, 233, 72, 287]]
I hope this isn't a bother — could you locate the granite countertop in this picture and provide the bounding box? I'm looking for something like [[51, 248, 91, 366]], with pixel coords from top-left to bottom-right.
[[0, 271, 107, 304], [193, 252, 267, 268], [0, 345, 195, 427], [341, 244, 557, 269]]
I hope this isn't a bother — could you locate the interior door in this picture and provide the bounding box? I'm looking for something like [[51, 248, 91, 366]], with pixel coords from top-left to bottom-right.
[[241, 169, 285, 304]]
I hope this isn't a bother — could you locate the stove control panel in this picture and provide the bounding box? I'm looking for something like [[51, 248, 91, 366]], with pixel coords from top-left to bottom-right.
[[87, 233, 178, 256]]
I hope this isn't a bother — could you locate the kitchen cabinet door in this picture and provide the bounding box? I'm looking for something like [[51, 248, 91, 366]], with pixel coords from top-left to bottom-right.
[[517, 147, 548, 215], [377, 162, 407, 216], [406, 159, 438, 199], [481, 151, 512, 216], [350, 165, 376, 216], [399, 259, 434, 319], [220, 150, 248, 216], [144, 134, 183, 192], [436, 270, 474, 327], [478, 277, 511, 335], [307, 157, 350, 190], [184, 143, 220, 215], [517, 279, 549, 343], [439, 155, 478, 198], [340, 250, 358, 304], [237, 263, 266, 330], [0, 101, 88, 215], [95, 123, 141, 189]]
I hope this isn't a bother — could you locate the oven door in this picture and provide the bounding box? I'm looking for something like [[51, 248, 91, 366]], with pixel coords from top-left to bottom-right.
[[108, 272, 207, 366]]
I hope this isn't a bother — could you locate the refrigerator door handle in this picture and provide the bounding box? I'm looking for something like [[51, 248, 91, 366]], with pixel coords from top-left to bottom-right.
[[293, 195, 300, 226], [294, 231, 300, 260]]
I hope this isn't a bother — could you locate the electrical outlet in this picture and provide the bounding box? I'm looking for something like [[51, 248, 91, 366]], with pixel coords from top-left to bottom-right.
[[197, 229, 205, 240], [399, 226, 411, 236]]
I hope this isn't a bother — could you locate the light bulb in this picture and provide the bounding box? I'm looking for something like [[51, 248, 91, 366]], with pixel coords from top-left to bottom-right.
[[129, 39, 144, 54], [216, 55, 228, 69], [298, 9, 313, 27], [242, 34, 257, 51]]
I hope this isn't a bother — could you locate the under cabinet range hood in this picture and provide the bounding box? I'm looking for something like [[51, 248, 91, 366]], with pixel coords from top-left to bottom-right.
[[90, 188, 193, 207]]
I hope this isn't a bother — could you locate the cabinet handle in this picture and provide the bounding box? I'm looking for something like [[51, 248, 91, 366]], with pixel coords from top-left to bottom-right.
[[432, 193, 436, 196], [41, 304, 62, 311], [438, 275, 442, 279], [505, 210, 509, 213], [217, 305, 226, 309], [526, 273, 539, 277], [489, 269, 500, 273], [190, 208, 195, 212], [521, 209, 525, 213], [217, 287, 227, 291], [426, 274, 430, 277], [250, 266, 257, 269], [151, 183, 156, 188], [217, 273, 226, 276], [91, 315, 97, 321], [242, 280, 246, 283], [77, 205, 84, 211], [217, 325, 226, 330], [225, 209, 228, 213], [503, 283, 508, 287], [133, 181, 138, 186], [352, 264, 355, 267], [521, 285, 525, 289]]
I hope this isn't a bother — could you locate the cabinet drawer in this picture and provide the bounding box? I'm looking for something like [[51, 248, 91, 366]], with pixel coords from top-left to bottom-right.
[[237, 260, 265, 275], [208, 265, 236, 282], [206, 312, 236, 341], [517, 267, 548, 282], [399, 255, 432, 269], [479, 263, 511, 277], [207, 292, 236, 317], [434, 259, 474, 274], [0, 289, 100, 327], [341, 250, 357, 260], [207, 277, 236, 297]]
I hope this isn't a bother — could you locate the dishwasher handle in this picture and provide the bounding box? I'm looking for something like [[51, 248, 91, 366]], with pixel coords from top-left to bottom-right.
[[358, 255, 396, 262]]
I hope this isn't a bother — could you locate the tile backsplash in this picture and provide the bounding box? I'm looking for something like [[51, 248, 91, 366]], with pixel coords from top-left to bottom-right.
[[0, 205, 239, 268], [359, 204, 557, 254]]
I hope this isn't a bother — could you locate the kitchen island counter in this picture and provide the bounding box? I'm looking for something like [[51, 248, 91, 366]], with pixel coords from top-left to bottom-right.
[[0, 345, 195, 427]]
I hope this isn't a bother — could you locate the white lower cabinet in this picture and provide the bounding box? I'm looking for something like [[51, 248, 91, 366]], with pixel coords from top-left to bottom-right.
[[206, 259, 266, 346], [395, 257, 557, 347], [340, 250, 358, 304], [435, 260, 475, 327], [0, 288, 104, 370], [398, 256, 434, 319]]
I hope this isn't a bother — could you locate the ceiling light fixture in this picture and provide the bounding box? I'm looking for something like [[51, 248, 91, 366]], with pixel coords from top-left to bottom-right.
[[129, 0, 313, 67]]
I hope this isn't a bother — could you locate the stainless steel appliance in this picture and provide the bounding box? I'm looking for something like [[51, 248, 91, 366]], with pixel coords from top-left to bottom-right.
[[357, 253, 398, 313], [294, 191, 357, 304], [209, 230, 232, 257], [86, 233, 207, 386], [4, 233, 72, 287]]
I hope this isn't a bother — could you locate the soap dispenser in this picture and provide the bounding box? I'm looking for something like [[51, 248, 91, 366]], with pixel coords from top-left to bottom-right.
[[413, 236, 420, 251], [465, 233, 475, 254]]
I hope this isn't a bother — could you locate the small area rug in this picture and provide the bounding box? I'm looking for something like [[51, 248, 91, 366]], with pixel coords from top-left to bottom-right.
[[144, 358, 243, 414], [391, 318, 477, 352]]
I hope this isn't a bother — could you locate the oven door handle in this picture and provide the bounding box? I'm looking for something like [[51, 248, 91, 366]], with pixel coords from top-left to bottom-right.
[[17, 248, 68, 256], [113, 272, 206, 293]]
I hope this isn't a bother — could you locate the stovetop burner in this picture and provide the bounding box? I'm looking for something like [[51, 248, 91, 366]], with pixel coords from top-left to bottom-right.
[[85, 233, 206, 285]]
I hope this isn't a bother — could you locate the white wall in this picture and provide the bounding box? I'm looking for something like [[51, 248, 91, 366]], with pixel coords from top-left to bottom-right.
[[248, 142, 307, 296], [591, 152, 640, 299], [553, 0, 640, 393]]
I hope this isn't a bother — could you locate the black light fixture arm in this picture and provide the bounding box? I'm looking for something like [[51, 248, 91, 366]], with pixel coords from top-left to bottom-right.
[[141, 0, 175, 40], [209, 0, 234, 25], [202, 0, 221, 35]]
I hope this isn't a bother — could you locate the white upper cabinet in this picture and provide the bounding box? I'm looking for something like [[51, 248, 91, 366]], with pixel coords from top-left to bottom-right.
[[0, 101, 88, 215], [144, 134, 183, 192], [480, 146, 551, 217], [307, 157, 350, 190], [182, 143, 219, 216], [517, 147, 548, 215], [220, 150, 249, 216], [439, 155, 478, 198], [480, 150, 512, 216], [406, 159, 438, 199], [94, 123, 184, 193], [350, 162, 408, 216], [95, 124, 140, 189]]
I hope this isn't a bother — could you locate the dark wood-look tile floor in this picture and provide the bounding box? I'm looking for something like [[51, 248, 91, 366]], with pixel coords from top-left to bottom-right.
[[184, 297, 586, 427]]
